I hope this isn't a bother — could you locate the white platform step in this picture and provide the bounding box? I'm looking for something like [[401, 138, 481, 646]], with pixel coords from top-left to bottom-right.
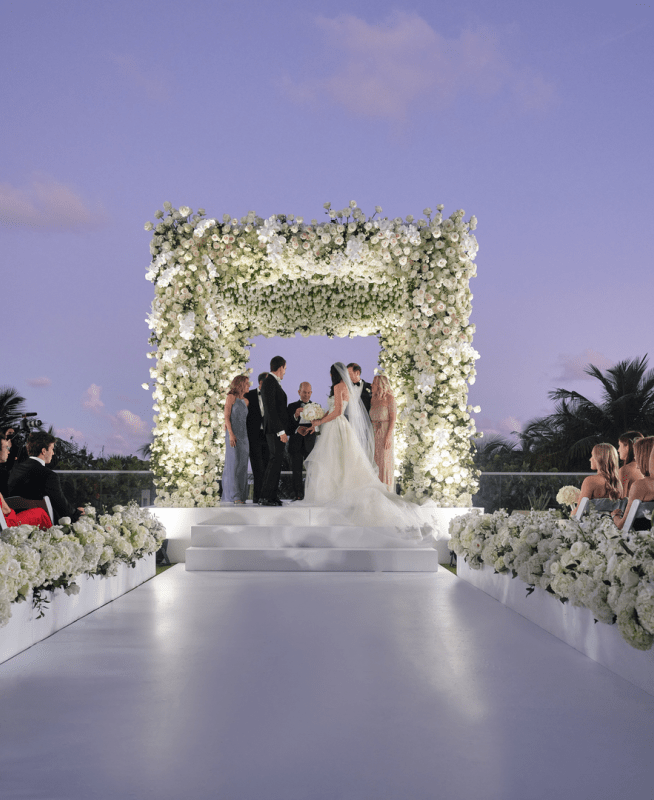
[[150, 504, 468, 564], [185, 546, 439, 572], [190, 524, 427, 549]]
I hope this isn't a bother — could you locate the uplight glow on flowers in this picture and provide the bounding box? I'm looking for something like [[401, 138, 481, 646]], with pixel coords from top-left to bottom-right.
[[0, 503, 165, 628], [144, 204, 481, 507]]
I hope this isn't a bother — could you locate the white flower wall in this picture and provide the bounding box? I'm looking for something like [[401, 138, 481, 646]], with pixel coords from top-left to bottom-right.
[[144, 202, 481, 507]]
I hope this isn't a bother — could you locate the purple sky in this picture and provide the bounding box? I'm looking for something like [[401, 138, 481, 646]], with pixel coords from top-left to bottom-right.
[[3, 1, 653, 455]]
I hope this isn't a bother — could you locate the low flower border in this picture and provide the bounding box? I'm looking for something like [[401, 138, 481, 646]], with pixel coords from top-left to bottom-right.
[[144, 202, 481, 507], [448, 509, 654, 651], [0, 503, 166, 627]]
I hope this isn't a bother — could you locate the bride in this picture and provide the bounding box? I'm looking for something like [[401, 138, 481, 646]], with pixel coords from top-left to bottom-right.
[[302, 362, 432, 541]]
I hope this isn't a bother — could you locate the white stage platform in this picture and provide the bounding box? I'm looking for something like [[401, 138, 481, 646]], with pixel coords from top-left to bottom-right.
[[150, 503, 465, 567], [2, 566, 653, 800]]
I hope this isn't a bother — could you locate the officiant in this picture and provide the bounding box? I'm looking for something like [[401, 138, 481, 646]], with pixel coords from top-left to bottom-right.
[[287, 382, 316, 501]]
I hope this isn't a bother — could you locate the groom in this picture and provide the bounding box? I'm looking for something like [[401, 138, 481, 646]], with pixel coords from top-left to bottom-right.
[[259, 356, 289, 506], [347, 362, 372, 415]]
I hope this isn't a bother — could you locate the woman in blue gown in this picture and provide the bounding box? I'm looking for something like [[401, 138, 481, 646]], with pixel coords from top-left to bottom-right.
[[221, 375, 250, 503]]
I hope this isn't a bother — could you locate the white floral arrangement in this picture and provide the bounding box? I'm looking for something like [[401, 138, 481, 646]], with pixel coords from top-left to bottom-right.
[[448, 509, 654, 651], [0, 503, 165, 628], [556, 485, 581, 508], [144, 201, 481, 507], [302, 403, 326, 422]]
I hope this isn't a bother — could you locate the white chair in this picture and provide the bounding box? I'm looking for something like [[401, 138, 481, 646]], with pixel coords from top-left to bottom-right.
[[573, 497, 589, 520], [621, 500, 654, 533], [574, 497, 624, 521]]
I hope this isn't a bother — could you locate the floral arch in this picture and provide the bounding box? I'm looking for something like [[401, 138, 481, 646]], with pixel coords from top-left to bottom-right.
[[144, 201, 481, 507]]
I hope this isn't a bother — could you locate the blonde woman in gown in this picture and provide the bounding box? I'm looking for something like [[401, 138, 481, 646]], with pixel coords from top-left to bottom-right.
[[303, 363, 431, 541], [370, 374, 396, 490]]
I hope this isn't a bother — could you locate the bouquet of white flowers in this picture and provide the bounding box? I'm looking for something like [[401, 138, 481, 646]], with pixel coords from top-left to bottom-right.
[[556, 485, 580, 508], [302, 403, 326, 422]]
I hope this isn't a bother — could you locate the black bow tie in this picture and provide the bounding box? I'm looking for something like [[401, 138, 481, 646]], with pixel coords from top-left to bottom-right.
[[353, 382, 361, 387]]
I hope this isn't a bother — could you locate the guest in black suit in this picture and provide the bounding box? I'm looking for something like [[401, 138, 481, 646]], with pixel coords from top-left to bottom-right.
[[8, 431, 84, 523], [347, 362, 372, 414], [245, 371, 269, 504], [287, 382, 317, 500], [260, 356, 289, 506]]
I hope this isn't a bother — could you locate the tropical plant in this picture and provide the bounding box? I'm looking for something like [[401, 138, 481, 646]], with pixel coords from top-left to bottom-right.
[[521, 355, 654, 470], [0, 386, 27, 431]]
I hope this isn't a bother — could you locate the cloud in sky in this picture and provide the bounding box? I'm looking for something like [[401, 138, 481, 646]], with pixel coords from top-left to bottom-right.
[[554, 349, 614, 383], [0, 174, 108, 231], [56, 426, 85, 444], [26, 377, 52, 388], [109, 52, 170, 103], [105, 409, 149, 456], [82, 384, 104, 412], [114, 409, 149, 437], [283, 12, 556, 120]]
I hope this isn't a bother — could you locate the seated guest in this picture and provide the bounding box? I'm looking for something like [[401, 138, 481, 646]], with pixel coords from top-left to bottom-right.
[[612, 436, 654, 530], [0, 433, 10, 495], [571, 443, 622, 517], [1, 432, 52, 528], [633, 435, 654, 478], [8, 432, 84, 523], [287, 382, 317, 500], [618, 430, 644, 498], [1, 491, 51, 529], [3, 426, 21, 471]]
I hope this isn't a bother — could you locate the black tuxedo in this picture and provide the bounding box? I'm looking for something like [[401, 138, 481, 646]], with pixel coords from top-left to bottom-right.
[[245, 387, 269, 503], [8, 458, 81, 523], [287, 400, 317, 498], [260, 374, 290, 502], [350, 380, 372, 414]]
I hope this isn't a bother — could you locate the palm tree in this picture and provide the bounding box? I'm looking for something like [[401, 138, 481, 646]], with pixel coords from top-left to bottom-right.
[[520, 355, 654, 470], [0, 386, 27, 431]]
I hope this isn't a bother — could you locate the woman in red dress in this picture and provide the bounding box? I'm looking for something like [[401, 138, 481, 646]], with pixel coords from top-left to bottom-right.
[[1, 492, 52, 529], [0, 434, 51, 528]]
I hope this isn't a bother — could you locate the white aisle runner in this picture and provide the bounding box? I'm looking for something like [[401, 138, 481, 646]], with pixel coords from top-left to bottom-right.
[[1, 567, 653, 800]]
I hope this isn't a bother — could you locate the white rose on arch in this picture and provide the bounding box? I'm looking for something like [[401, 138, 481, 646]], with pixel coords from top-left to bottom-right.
[[146, 203, 479, 506]]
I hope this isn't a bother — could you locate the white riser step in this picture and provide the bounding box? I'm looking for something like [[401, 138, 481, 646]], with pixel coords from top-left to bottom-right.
[[209, 505, 314, 524], [185, 546, 439, 572], [190, 525, 424, 549]]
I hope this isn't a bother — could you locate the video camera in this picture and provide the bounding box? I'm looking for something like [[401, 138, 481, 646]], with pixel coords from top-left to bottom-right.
[[18, 413, 44, 433], [6, 414, 45, 463]]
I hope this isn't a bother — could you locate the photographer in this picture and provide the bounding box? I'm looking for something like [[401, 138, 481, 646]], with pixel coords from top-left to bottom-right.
[[3, 426, 19, 470], [0, 433, 10, 495], [8, 431, 85, 523]]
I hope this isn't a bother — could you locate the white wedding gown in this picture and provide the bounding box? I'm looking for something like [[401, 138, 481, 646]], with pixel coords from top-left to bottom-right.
[[302, 398, 433, 542]]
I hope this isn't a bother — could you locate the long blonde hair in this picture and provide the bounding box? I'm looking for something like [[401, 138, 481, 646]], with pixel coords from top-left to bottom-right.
[[228, 374, 249, 397], [592, 443, 622, 499], [373, 374, 393, 399]]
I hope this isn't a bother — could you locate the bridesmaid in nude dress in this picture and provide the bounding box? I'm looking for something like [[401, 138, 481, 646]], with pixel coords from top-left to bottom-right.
[[369, 374, 397, 491]]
